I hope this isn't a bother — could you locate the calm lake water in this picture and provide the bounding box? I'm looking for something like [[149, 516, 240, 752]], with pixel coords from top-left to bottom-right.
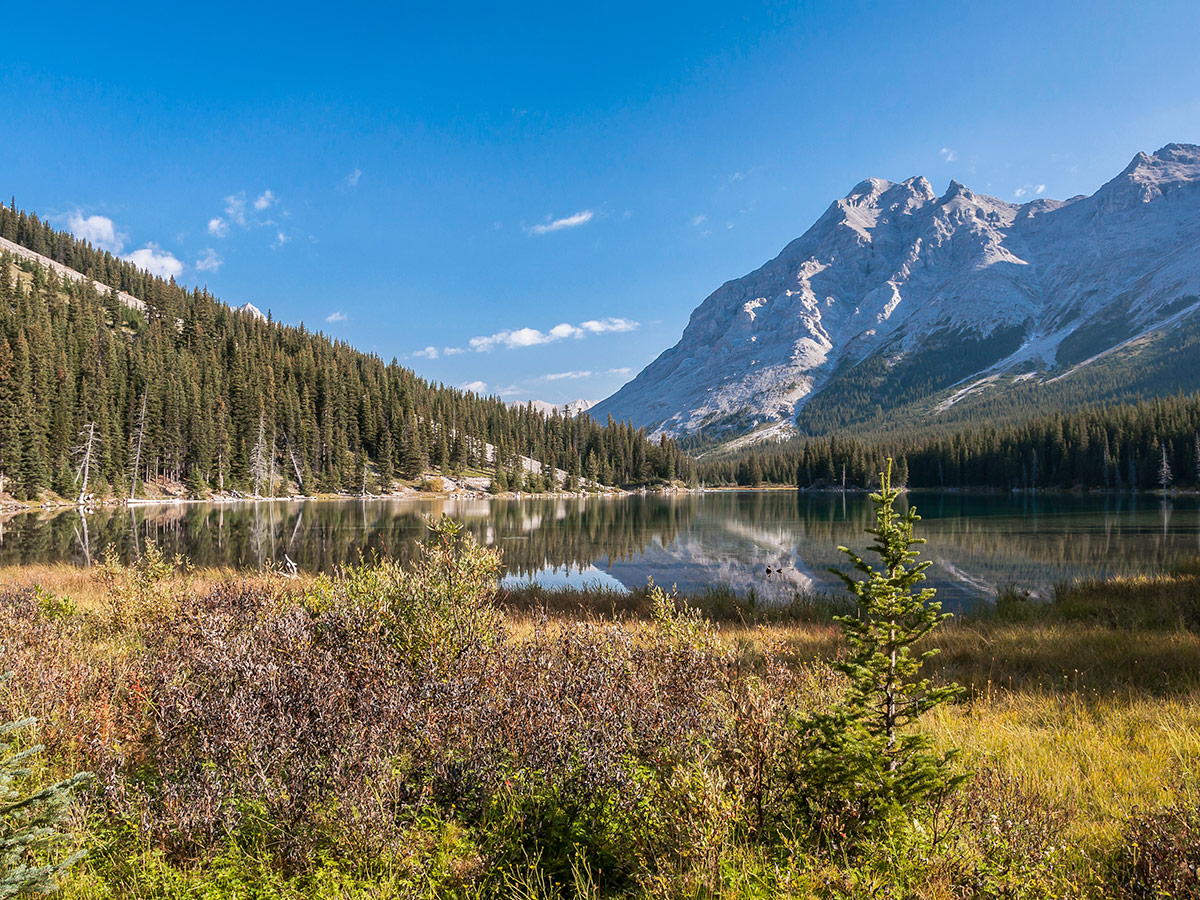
[[2, 491, 1198, 606]]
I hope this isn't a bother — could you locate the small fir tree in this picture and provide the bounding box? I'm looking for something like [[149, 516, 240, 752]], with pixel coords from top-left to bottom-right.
[[1159, 443, 1173, 493], [794, 460, 964, 846], [1, 675, 90, 897]]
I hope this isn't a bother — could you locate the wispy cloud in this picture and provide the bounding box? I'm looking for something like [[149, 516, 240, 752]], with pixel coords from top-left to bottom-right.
[[224, 192, 247, 226], [325, 311, 347, 323], [124, 244, 183, 279], [460, 380, 489, 393], [207, 217, 229, 238], [468, 317, 638, 352], [413, 346, 439, 359], [66, 212, 126, 253], [940, 147, 958, 163], [272, 231, 291, 249], [539, 367, 631, 382], [542, 370, 593, 381], [580, 318, 637, 335], [527, 209, 593, 235], [254, 190, 277, 211], [345, 168, 362, 188], [194, 248, 222, 273], [1014, 183, 1047, 199], [691, 214, 707, 226]]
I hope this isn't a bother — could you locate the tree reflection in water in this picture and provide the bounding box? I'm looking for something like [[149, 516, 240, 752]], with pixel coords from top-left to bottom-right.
[[1, 492, 1198, 606]]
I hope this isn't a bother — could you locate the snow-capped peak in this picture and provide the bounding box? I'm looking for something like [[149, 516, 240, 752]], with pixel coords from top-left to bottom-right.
[[592, 143, 1200, 439], [238, 302, 267, 322]]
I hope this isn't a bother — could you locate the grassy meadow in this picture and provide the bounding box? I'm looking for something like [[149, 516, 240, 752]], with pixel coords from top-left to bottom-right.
[[2, 526, 1198, 899]]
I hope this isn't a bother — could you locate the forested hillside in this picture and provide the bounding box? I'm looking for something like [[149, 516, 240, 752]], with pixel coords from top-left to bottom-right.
[[700, 393, 1200, 492], [0, 202, 690, 501]]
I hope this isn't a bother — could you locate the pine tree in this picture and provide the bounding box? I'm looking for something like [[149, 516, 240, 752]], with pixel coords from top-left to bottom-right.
[[377, 427, 395, 493], [1, 675, 90, 897], [491, 463, 508, 494], [794, 461, 964, 845]]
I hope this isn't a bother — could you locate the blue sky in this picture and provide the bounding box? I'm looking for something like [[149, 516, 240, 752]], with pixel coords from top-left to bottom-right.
[[2, 0, 1198, 406]]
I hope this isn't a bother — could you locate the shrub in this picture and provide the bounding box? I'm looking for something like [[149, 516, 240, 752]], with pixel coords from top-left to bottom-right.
[[308, 516, 504, 672], [95, 540, 187, 632], [1115, 788, 1200, 899]]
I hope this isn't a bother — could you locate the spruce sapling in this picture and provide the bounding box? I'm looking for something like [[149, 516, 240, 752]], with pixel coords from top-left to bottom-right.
[[795, 460, 964, 846]]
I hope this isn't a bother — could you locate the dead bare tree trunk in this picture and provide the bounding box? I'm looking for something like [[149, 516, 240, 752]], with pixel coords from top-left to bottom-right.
[[284, 433, 304, 492], [251, 412, 269, 497], [75, 423, 97, 506], [129, 392, 147, 501], [269, 428, 279, 498]]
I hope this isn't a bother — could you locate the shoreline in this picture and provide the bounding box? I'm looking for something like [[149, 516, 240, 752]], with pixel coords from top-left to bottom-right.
[[5, 480, 1194, 516], [0, 483, 697, 516]]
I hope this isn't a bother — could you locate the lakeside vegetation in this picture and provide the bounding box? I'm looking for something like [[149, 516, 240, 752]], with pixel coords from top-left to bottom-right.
[[3, 491, 1198, 898]]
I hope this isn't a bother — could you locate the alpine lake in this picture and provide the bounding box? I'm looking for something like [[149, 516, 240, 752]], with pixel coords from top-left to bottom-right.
[[3, 490, 1198, 608]]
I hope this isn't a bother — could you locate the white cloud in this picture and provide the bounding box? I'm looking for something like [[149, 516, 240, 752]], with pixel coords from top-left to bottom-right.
[[413, 345, 439, 359], [527, 209, 594, 235], [468, 317, 639, 352], [580, 318, 637, 334], [208, 217, 229, 238], [443, 346, 465, 356], [691, 214, 707, 226], [940, 147, 958, 163], [123, 244, 183, 279], [547, 323, 579, 340], [1035, 184, 1046, 195], [542, 370, 593, 381], [345, 168, 362, 188], [272, 231, 290, 248], [194, 248, 222, 272], [326, 311, 347, 323], [224, 192, 247, 226], [461, 380, 489, 393], [539, 366, 631, 382], [254, 190, 277, 211], [470, 328, 548, 352], [67, 212, 126, 253]]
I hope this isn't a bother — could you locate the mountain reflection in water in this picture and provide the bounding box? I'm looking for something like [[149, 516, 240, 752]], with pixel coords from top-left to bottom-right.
[[1, 492, 1197, 606]]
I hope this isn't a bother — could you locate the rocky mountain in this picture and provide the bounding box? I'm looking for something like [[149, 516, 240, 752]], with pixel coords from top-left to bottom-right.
[[525, 398, 593, 417], [592, 144, 1200, 439]]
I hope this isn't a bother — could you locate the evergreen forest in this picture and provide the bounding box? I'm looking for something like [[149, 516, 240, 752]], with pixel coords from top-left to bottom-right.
[[700, 393, 1200, 493], [0, 202, 691, 501]]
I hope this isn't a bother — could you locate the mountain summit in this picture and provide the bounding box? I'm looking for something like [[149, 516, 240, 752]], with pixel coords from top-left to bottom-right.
[[592, 144, 1200, 439]]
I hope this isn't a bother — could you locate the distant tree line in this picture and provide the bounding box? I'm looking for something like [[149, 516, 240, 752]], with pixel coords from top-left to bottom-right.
[[0, 202, 692, 500], [698, 394, 1200, 492]]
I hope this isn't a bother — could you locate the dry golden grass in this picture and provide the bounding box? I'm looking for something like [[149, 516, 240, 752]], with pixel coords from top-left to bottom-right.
[[927, 690, 1200, 847], [0, 563, 308, 614]]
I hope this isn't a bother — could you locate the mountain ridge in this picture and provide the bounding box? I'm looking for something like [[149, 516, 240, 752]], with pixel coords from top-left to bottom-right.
[[592, 143, 1200, 440]]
